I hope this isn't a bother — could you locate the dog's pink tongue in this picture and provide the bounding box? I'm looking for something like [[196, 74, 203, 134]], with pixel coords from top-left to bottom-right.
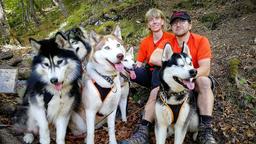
[[54, 83, 63, 91], [183, 79, 195, 90], [114, 63, 124, 72], [129, 71, 136, 80]]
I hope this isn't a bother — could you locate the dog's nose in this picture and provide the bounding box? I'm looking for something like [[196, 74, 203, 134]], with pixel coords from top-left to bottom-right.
[[189, 69, 197, 77], [132, 64, 137, 68], [50, 78, 58, 84], [117, 53, 124, 60]]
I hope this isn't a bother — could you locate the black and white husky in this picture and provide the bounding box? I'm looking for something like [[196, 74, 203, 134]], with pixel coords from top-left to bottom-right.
[[82, 25, 125, 144], [23, 33, 82, 144], [64, 27, 92, 64], [155, 43, 199, 144]]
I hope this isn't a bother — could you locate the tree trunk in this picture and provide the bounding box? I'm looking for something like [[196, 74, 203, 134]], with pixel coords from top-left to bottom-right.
[[29, 0, 40, 26], [54, 0, 68, 18], [0, 0, 10, 44]]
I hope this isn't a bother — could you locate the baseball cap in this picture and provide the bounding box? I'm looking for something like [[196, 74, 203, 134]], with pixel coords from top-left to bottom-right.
[[170, 11, 191, 24]]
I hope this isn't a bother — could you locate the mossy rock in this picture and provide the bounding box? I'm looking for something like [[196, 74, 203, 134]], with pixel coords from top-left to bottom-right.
[[228, 57, 241, 81]]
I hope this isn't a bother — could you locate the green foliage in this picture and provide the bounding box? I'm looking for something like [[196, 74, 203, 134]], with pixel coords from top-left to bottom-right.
[[244, 95, 255, 104], [66, 4, 91, 28]]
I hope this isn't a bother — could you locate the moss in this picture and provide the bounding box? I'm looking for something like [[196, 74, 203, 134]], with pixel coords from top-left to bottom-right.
[[94, 21, 116, 35], [252, 83, 256, 90], [228, 57, 241, 81]]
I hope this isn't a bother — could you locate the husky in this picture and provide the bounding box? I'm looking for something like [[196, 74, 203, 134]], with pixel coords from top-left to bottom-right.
[[22, 33, 82, 144], [118, 47, 136, 122], [64, 27, 92, 65], [155, 43, 199, 144], [81, 25, 125, 144]]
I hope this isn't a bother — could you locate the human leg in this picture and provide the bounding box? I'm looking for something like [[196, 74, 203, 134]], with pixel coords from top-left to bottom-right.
[[119, 68, 160, 144], [195, 76, 216, 144]]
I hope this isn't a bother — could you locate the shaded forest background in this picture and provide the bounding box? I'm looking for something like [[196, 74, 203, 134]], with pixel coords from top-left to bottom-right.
[[0, 0, 255, 143]]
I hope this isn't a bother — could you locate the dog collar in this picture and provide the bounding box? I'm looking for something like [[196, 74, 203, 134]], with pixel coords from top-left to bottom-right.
[[120, 72, 129, 82], [94, 69, 116, 85]]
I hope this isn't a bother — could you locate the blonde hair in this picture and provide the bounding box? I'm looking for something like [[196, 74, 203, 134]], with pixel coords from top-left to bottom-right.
[[145, 8, 167, 31]]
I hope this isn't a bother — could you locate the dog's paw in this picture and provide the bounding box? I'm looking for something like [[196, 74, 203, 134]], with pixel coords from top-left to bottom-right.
[[109, 140, 117, 144], [23, 133, 34, 143], [39, 136, 50, 144]]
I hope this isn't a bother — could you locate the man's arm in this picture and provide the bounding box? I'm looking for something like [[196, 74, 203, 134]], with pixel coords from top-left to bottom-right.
[[196, 58, 211, 77], [149, 48, 163, 66]]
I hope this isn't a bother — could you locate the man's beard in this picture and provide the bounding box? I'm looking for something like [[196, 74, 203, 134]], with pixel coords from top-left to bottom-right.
[[175, 31, 189, 37]]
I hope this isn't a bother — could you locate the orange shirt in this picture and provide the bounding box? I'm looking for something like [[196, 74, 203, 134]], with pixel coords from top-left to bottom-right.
[[137, 32, 174, 66], [158, 33, 212, 68]]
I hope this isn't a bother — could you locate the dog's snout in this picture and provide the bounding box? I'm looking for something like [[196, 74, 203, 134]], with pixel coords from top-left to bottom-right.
[[189, 69, 197, 77], [117, 53, 124, 60], [50, 78, 58, 84]]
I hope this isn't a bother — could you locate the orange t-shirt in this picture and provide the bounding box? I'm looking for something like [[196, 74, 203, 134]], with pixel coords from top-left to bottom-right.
[[137, 32, 174, 66], [158, 33, 212, 68]]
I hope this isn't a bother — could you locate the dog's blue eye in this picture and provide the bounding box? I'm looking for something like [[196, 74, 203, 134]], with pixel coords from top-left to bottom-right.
[[117, 44, 120, 47], [104, 46, 110, 50], [57, 60, 63, 65], [123, 59, 128, 62]]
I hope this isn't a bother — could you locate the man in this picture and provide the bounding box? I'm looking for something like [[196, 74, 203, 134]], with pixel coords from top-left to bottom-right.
[[150, 11, 217, 144], [119, 8, 174, 144]]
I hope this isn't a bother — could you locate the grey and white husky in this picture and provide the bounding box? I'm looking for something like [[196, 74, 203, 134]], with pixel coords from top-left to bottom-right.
[[155, 43, 199, 144], [22, 33, 82, 144], [118, 46, 136, 122]]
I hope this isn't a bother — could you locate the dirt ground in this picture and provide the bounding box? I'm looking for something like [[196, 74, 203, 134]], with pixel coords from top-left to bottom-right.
[[0, 1, 256, 144]]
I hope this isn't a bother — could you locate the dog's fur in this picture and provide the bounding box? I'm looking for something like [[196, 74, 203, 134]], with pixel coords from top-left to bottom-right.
[[81, 25, 125, 144], [155, 43, 199, 144], [22, 33, 82, 144], [118, 47, 136, 122], [64, 27, 92, 64]]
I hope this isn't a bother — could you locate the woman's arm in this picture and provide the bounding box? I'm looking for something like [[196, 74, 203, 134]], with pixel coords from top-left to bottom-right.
[[149, 48, 163, 66]]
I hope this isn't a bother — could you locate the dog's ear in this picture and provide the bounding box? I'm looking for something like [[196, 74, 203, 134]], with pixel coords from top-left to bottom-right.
[[29, 38, 41, 53], [162, 43, 173, 61], [112, 25, 122, 40], [89, 30, 101, 47], [127, 47, 134, 56], [182, 42, 191, 57], [55, 32, 71, 49]]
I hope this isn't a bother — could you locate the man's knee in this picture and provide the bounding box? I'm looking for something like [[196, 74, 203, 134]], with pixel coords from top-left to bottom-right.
[[196, 76, 212, 90]]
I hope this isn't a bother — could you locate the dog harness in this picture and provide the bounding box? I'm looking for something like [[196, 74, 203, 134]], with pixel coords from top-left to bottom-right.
[[91, 80, 116, 117], [159, 91, 188, 126]]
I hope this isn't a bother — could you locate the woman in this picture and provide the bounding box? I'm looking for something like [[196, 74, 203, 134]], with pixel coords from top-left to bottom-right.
[[120, 8, 174, 144]]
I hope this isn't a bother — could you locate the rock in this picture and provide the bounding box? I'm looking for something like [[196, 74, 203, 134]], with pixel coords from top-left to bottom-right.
[[18, 68, 31, 80], [0, 51, 13, 60], [0, 128, 22, 144], [9, 58, 23, 66]]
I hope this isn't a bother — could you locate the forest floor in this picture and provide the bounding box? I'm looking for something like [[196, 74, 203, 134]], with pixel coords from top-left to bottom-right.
[[0, 0, 256, 144]]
